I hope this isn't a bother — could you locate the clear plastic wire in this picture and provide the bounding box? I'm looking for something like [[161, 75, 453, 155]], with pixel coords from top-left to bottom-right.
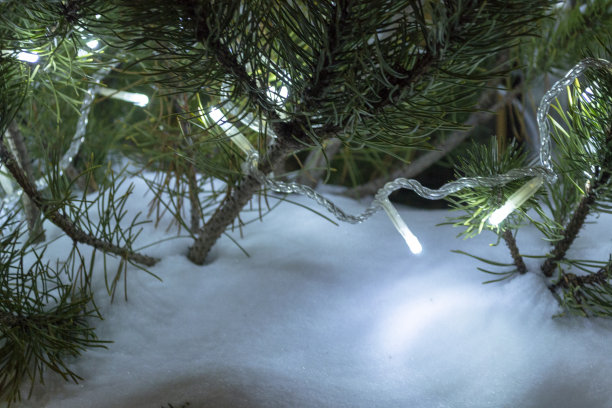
[[246, 58, 612, 224], [2, 65, 115, 204]]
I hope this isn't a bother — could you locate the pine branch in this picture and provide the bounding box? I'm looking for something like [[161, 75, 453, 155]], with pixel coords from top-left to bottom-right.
[[549, 268, 609, 293], [5, 121, 44, 242], [502, 229, 527, 274], [187, 138, 296, 264], [0, 141, 159, 267], [541, 128, 612, 277], [179, 0, 281, 123]]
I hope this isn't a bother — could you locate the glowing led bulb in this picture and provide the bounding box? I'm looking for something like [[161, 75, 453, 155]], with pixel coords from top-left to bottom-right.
[[209, 107, 257, 157], [86, 39, 100, 49], [97, 88, 149, 107], [16, 51, 39, 63], [488, 176, 544, 226], [379, 197, 423, 254], [267, 85, 289, 104]]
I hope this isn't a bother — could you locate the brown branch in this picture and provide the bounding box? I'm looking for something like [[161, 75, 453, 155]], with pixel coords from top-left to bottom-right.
[[6, 122, 44, 242], [550, 268, 610, 293], [541, 124, 612, 277], [187, 138, 297, 264], [502, 229, 527, 274], [0, 142, 158, 267]]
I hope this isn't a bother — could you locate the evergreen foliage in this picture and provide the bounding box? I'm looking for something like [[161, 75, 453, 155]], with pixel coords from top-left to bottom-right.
[[448, 60, 612, 317], [8, 0, 612, 404]]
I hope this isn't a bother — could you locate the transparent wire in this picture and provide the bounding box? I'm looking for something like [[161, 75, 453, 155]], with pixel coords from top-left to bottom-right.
[[2, 64, 115, 204], [245, 58, 612, 224]]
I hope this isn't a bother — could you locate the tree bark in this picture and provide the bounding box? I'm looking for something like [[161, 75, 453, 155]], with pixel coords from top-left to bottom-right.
[[0, 141, 158, 267], [502, 229, 527, 274], [187, 139, 296, 264], [6, 122, 45, 242]]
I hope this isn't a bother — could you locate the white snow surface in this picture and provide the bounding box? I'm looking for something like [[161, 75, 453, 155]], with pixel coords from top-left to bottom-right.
[[15, 176, 612, 408]]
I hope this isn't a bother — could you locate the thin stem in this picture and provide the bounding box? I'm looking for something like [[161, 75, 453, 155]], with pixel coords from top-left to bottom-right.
[[502, 229, 527, 274], [6, 122, 44, 242], [0, 142, 158, 267], [541, 124, 612, 277]]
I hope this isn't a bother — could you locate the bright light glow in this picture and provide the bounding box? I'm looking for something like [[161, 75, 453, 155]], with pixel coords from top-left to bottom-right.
[[86, 39, 100, 49], [16, 51, 39, 63], [208, 107, 257, 157], [98, 88, 149, 107], [488, 202, 517, 227], [581, 86, 595, 104], [209, 107, 225, 123], [267, 85, 289, 104], [488, 176, 544, 226], [379, 197, 423, 254]]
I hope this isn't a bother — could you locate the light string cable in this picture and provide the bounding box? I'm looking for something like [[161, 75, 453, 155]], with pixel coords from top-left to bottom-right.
[[1, 62, 120, 205], [238, 58, 612, 252]]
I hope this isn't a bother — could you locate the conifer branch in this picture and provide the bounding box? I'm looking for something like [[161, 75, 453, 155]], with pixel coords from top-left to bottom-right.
[[541, 126, 612, 277], [187, 139, 296, 264], [502, 229, 527, 274], [0, 141, 159, 267], [5, 121, 44, 242], [549, 268, 610, 293]]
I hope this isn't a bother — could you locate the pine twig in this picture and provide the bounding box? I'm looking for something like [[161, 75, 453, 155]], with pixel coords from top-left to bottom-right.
[[0, 141, 159, 267], [502, 229, 527, 274], [549, 268, 609, 293], [541, 124, 612, 277], [187, 138, 297, 264], [5, 122, 44, 242]]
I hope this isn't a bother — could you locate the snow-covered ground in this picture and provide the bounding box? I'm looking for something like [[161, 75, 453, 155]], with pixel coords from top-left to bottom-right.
[[15, 177, 612, 408]]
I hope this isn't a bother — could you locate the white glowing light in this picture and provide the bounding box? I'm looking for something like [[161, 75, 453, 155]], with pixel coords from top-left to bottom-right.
[[86, 39, 99, 49], [379, 197, 423, 254], [95, 14, 101, 19], [98, 88, 149, 107], [489, 176, 544, 226], [208, 107, 257, 157], [267, 85, 289, 105], [16, 51, 39, 63], [488, 202, 517, 227], [209, 107, 224, 123]]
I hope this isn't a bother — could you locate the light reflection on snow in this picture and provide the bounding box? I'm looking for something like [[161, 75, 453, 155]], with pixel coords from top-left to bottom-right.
[[378, 290, 472, 355]]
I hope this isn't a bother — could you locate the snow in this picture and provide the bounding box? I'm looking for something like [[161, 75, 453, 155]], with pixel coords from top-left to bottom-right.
[[15, 176, 612, 408]]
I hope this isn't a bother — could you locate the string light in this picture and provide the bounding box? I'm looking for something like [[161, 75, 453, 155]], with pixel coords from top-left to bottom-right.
[[1, 50, 40, 63], [97, 88, 149, 107], [208, 107, 259, 159], [86, 39, 100, 49], [1, 56, 610, 253], [237, 58, 611, 253], [16, 51, 39, 63], [379, 197, 423, 254], [488, 176, 544, 226]]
